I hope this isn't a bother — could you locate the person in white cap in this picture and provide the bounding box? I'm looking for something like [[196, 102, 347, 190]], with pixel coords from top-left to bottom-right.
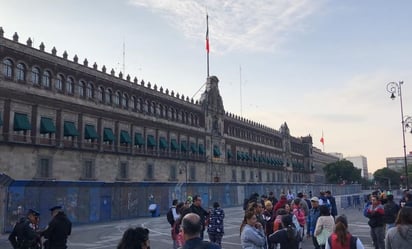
[[307, 197, 321, 249]]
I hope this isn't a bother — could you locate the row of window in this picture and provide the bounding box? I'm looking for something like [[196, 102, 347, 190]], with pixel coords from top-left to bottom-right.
[[227, 125, 283, 148], [2, 58, 201, 126]]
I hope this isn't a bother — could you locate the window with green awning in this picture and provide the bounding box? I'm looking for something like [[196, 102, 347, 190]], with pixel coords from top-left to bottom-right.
[[120, 130, 131, 144], [180, 141, 188, 152], [134, 133, 144, 146], [103, 128, 115, 142], [159, 137, 168, 149], [147, 135, 156, 147], [190, 143, 197, 153], [213, 145, 221, 157], [237, 151, 242, 160], [63, 121, 79, 137], [244, 153, 250, 161], [40, 117, 56, 134], [14, 113, 31, 131], [198, 144, 205, 155], [171, 139, 179, 150], [227, 150, 232, 159], [84, 124, 98, 139]]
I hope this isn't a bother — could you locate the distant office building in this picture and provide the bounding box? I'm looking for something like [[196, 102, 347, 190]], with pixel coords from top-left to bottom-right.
[[345, 155, 369, 179], [386, 152, 412, 172], [328, 152, 343, 160]]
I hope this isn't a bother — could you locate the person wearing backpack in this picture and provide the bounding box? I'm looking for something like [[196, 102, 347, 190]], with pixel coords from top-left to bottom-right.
[[383, 194, 400, 231], [326, 215, 364, 249], [168, 199, 181, 249]]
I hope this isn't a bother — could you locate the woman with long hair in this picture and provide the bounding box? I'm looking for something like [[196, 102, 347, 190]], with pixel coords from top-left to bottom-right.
[[325, 215, 364, 249], [240, 210, 266, 249], [117, 227, 150, 249], [268, 214, 299, 249], [386, 206, 412, 249], [314, 205, 335, 249]]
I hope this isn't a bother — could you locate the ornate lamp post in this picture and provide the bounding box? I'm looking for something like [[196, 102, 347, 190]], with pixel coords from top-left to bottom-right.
[[387, 81, 410, 190]]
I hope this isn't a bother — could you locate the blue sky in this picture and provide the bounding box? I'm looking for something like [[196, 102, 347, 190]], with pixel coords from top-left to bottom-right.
[[2, 0, 412, 174]]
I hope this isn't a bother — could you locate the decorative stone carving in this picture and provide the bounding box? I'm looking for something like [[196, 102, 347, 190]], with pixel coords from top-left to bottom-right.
[[63, 51, 68, 59], [102, 65, 106, 73], [93, 62, 98, 69], [73, 55, 78, 63], [13, 32, 18, 42], [27, 38, 33, 47], [51, 47, 57, 55], [39, 42, 45, 51], [83, 59, 88, 66]]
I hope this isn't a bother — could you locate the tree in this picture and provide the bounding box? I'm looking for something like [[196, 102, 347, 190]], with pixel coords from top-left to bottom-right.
[[323, 160, 362, 184], [373, 168, 401, 189]]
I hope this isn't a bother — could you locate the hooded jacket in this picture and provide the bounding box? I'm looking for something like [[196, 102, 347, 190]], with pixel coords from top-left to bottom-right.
[[385, 224, 412, 249]]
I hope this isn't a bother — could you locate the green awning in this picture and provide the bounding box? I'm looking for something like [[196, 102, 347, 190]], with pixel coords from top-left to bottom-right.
[[245, 153, 250, 161], [159, 137, 168, 149], [253, 154, 257, 162], [103, 128, 115, 142], [213, 145, 221, 157], [120, 130, 131, 144], [181, 141, 188, 152], [84, 124, 98, 139], [190, 143, 197, 153], [171, 139, 179, 150], [40, 117, 56, 134], [0, 112, 3, 127], [147, 135, 156, 147], [198, 144, 205, 155], [227, 150, 232, 159], [237, 151, 242, 160], [63, 121, 79, 137], [241, 152, 245, 160], [134, 133, 144, 145], [14, 113, 31, 131]]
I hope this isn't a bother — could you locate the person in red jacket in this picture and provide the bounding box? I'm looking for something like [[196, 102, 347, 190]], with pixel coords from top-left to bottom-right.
[[365, 195, 385, 249], [274, 195, 288, 212]]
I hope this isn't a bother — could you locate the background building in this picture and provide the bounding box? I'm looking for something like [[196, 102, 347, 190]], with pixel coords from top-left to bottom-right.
[[345, 155, 369, 179], [386, 152, 412, 172]]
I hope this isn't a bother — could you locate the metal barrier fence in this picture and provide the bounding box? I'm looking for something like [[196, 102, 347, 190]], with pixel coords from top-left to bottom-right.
[[2, 180, 361, 233]]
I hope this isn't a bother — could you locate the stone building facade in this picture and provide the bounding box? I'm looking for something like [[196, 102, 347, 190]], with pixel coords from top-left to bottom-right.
[[0, 28, 318, 184]]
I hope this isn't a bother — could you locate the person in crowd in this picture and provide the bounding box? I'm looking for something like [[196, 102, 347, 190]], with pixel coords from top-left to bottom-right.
[[303, 193, 312, 210], [314, 205, 335, 249], [365, 195, 385, 249], [284, 203, 301, 231], [273, 209, 288, 232], [240, 210, 266, 249], [385, 206, 412, 249], [363, 194, 372, 217], [269, 214, 299, 249], [41, 206, 72, 249], [319, 192, 330, 209], [171, 199, 180, 224], [189, 195, 210, 240], [262, 201, 275, 249], [117, 227, 150, 249], [171, 202, 185, 249], [292, 198, 306, 249], [274, 194, 288, 212], [405, 192, 412, 207], [325, 215, 364, 249], [380, 192, 388, 205], [383, 194, 400, 231], [207, 202, 225, 247], [261, 195, 268, 207], [307, 196, 321, 249], [181, 213, 220, 249], [268, 191, 278, 206], [296, 193, 309, 218], [325, 191, 337, 218], [287, 191, 295, 201], [9, 209, 41, 249], [253, 202, 266, 231], [399, 190, 408, 207]]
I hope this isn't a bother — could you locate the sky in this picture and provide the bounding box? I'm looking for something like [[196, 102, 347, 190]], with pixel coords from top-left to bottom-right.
[[2, 0, 412, 174]]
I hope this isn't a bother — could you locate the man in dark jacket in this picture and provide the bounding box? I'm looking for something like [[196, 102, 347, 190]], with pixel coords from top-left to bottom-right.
[[366, 196, 385, 249], [383, 194, 400, 230], [9, 209, 41, 249], [41, 206, 72, 249], [189, 195, 209, 240], [325, 190, 338, 218], [181, 213, 220, 249]]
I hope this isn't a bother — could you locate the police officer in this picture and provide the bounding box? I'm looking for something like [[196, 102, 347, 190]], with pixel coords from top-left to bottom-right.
[[41, 206, 72, 249], [8, 208, 41, 249]]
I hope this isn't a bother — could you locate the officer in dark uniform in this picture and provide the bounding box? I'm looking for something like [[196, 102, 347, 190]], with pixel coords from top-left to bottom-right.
[[41, 206, 72, 249], [8, 208, 41, 249]]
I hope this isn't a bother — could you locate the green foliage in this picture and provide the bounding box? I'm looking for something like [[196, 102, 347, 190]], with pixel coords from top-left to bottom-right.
[[373, 168, 402, 189], [323, 160, 362, 184]]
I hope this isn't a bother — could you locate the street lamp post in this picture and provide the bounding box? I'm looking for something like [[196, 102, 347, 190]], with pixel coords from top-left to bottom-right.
[[387, 81, 410, 190]]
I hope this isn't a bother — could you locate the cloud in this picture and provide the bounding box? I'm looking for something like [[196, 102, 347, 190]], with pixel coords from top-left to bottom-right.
[[129, 0, 324, 53]]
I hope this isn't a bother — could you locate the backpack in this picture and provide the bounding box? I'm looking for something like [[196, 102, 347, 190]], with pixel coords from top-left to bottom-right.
[[328, 234, 357, 249], [167, 207, 175, 226]]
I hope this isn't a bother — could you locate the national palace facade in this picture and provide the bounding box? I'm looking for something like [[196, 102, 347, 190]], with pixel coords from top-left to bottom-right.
[[0, 28, 337, 184]]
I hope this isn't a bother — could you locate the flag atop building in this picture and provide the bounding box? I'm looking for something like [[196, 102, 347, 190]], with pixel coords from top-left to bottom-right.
[[206, 14, 210, 53], [320, 131, 324, 145]]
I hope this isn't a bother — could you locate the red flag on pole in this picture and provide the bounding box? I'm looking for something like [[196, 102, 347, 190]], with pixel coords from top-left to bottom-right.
[[320, 131, 324, 145], [206, 14, 210, 53]]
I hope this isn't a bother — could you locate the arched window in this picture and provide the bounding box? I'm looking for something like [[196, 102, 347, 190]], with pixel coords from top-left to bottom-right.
[[97, 86, 104, 102], [152, 101, 156, 115], [159, 104, 163, 117], [132, 96, 137, 110], [16, 63, 25, 81], [105, 89, 112, 104], [42, 70, 51, 88], [86, 82, 94, 98], [190, 113, 194, 125], [79, 80, 85, 97], [122, 93, 128, 108], [114, 91, 120, 106], [55, 74, 63, 91], [66, 77, 74, 94], [31, 67, 40, 85], [2, 59, 13, 78]]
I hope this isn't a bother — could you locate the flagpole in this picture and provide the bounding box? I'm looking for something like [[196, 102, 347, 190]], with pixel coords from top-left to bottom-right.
[[206, 14, 210, 77]]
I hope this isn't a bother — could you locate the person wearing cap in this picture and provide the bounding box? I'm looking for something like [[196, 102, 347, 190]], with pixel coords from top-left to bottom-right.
[[41, 206, 72, 249], [307, 196, 321, 249], [9, 208, 41, 249]]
